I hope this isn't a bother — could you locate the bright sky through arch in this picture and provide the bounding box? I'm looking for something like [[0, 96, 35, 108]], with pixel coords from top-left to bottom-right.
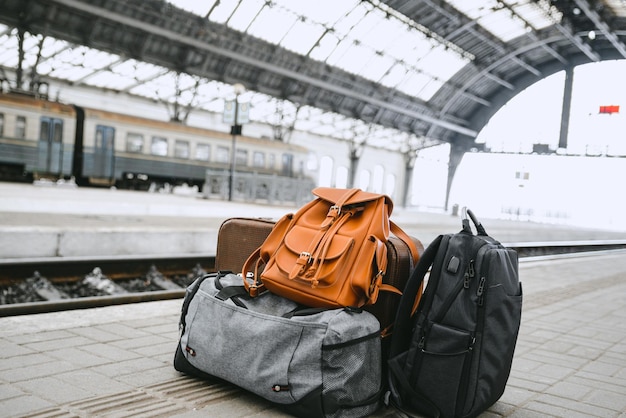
[[415, 59, 626, 231]]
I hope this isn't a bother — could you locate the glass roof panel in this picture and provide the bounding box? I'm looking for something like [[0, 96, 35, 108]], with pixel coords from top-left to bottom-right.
[[39, 38, 72, 59], [444, 0, 559, 41], [246, 5, 297, 45], [386, 29, 431, 62], [418, 45, 467, 82], [280, 0, 358, 26], [112, 60, 161, 81], [330, 3, 370, 39], [175, 0, 471, 102], [279, 19, 326, 55], [397, 72, 433, 98], [359, 53, 396, 82], [511, 1, 558, 30], [129, 71, 178, 100], [48, 65, 94, 82], [308, 32, 340, 61], [225, 0, 265, 32], [417, 78, 444, 102], [87, 69, 136, 90], [345, 8, 385, 41], [1, 5, 455, 152], [325, 37, 357, 67], [333, 43, 377, 74], [379, 63, 408, 88], [361, 15, 408, 52], [478, 8, 528, 42], [205, 0, 240, 24]]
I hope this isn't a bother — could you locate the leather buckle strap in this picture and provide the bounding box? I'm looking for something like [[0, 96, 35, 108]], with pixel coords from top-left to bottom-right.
[[328, 205, 341, 217], [299, 251, 312, 263], [248, 284, 261, 298]]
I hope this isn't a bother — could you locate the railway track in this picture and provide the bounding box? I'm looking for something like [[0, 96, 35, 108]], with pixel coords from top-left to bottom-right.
[[1, 241, 626, 317], [0, 254, 214, 317]]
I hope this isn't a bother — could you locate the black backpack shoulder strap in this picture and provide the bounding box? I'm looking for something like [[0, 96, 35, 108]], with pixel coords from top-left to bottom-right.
[[388, 234, 443, 359]]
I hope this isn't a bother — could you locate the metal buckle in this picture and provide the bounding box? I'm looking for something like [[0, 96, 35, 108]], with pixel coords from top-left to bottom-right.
[[328, 205, 341, 217], [299, 251, 312, 263]]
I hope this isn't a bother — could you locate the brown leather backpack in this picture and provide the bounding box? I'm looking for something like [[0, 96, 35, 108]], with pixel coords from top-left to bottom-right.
[[241, 187, 419, 308]]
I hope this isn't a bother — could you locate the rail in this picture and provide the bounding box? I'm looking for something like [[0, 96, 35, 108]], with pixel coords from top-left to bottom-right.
[[1, 240, 626, 317]]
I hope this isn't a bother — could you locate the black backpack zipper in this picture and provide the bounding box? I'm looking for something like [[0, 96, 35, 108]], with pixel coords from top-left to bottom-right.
[[455, 254, 491, 417]]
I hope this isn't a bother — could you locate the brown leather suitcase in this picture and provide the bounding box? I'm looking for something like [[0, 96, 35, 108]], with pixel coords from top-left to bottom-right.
[[214, 217, 276, 274], [214, 217, 423, 331]]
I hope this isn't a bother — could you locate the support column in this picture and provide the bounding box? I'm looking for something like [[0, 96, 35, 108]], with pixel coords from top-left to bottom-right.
[[402, 151, 416, 208], [16, 29, 25, 90], [347, 141, 362, 188], [558, 66, 575, 150], [445, 143, 467, 211]]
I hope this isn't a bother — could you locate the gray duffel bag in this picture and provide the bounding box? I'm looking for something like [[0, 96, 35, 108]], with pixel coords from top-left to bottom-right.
[[174, 271, 382, 418]]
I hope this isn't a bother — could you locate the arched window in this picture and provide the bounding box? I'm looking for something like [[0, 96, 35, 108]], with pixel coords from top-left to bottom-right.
[[318, 156, 334, 187], [358, 169, 370, 191], [335, 166, 348, 189], [372, 165, 384, 193], [385, 173, 396, 196]]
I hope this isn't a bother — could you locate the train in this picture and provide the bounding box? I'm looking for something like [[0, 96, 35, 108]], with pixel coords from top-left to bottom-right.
[[0, 91, 312, 191]]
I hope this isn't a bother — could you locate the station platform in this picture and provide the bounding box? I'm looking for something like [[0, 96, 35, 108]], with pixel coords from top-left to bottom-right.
[[1, 250, 625, 417], [1, 181, 625, 260], [1, 182, 626, 417]]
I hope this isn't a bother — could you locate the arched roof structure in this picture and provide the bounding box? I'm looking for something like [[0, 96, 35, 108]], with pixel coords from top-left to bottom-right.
[[0, 0, 625, 154]]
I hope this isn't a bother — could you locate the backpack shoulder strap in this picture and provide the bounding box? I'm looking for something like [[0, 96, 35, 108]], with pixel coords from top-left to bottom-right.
[[388, 234, 443, 359], [386, 235, 445, 417]]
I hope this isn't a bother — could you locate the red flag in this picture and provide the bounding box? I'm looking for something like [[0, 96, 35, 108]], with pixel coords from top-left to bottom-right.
[[599, 105, 619, 114]]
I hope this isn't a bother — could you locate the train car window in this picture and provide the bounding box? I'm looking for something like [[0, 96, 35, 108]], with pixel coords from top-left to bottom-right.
[[175, 140, 190, 159], [195, 143, 210, 161], [236, 149, 248, 166], [95, 125, 115, 150], [52, 119, 63, 143], [151, 136, 168, 156], [253, 151, 265, 168], [16, 116, 26, 139], [126, 133, 144, 153], [39, 118, 50, 141], [95, 125, 115, 179], [39, 117, 63, 143], [281, 153, 294, 177], [216, 146, 230, 163], [0, 113, 4, 136]]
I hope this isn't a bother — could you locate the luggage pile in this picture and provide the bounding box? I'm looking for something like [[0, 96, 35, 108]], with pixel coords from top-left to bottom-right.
[[174, 188, 523, 418]]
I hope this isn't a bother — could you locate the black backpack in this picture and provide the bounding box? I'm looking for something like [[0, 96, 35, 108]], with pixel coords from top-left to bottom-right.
[[386, 209, 522, 418]]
